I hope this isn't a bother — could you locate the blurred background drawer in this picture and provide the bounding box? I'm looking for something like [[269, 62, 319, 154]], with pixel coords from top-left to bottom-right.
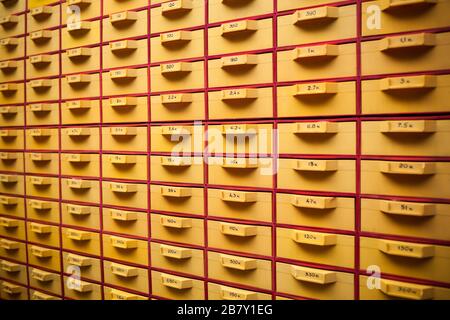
[[61, 153, 100, 178], [61, 178, 100, 204], [27, 198, 59, 224], [150, 92, 205, 122], [151, 213, 204, 247], [103, 96, 148, 124], [0, 194, 24, 219], [26, 175, 59, 200], [209, 0, 273, 23], [28, 245, 60, 272], [62, 203, 100, 230], [62, 47, 101, 75], [0, 216, 25, 240], [103, 208, 148, 238], [64, 276, 102, 300], [25, 152, 58, 175], [61, 100, 100, 125], [103, 234, 149, 266], [151, 156, 204, 184], [151, 271, 205, 300], [150, 184, 204, 216], [0, 259, 27, 285], [29, 266, 61, 296], [151, 125, 203, 153], [103, 39, 148, 69], [62, 227, 100, 257], [208, 283, 272, 300], [103, 10, 148, 42], [151, 29, 204, 63], [27, 221, 59, 247], [0, 238, 26, 263], [102, 126, 148, 153], [102, 154, 147, 181], [102, 181, 148, 210], [150, 61, 204, 92], [26, 103, 58, 126], [103, 260, 149, 294], [0, 151, 23, 173], [63, 252, 102, 282]]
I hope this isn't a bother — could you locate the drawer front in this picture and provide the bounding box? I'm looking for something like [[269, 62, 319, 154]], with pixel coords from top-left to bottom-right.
[[103, 10, 148, 42], [278, 159, 356, 193], [208, 157, 274, 189], [27, 29, 59, 56], [150, 156, 204, 184], [0, 238, 26, 263], [279, 0, 349, 12], [150, 213, 204, 247], [276, 262, 354, 300], [209, 0, 273, 23], [63, 252, 102, 283], [62, 47, 101, 75], [208, 283, 272, 300], [103, 208, 148, 238], [277, 193, 355, 231], [104, 0, 149, 15], [0, 105, 24, 127], [26, 175, 59, 200], [27, 221, 59, 247], [362, 75, 450, 115], [26, 78, 59, 103], [0, 129, 24, 150], [151, 125, 203, 154], [361, 198, 450, 242], [104, 286, 148, 300], [1, 59, 24, 82], [103, 260, 149, 294], [62, 21, 101, 50], [62, 73, 100, 100], [61, 203, 100, 230], [150, 61, 204, 92], [26, 103, 59, 126], [208, 251, 272, 291], [0, 82, 24, 104], [29, 266, 61, 295], [27, 199, 59, 224], [278, 43, 357, 82], [62, 227, 101, 256], [28, 245, 60, 272], [0, 195, 24, 219], [150, 242, 204, 277], [0, 0, 25, 16], [150, 184, 205, 216], [279, 121, 356, 155], [0, 280, 28, 300], [361, 32, 450, 76], [0, 151, 23, 173], [102, 234, 149, 266], [102, 154, 148, 181], [208, 53, 273, 88], [362, 119, 450, 157], [208, 188, 272, 223], [62, 1, 101, 22], [61, 178, 100, 204], [278, 5, 357, 47], [0, 36, 24, 60], [0, 14, 25, 38], [61, 100, 101, 125], [61, 153, 100, 178], [103, 68, 148, 96], [103, 96, 149, 124], [103, 39, 148, 69], [151, 29, 204, 63], [102, 181, 148, 210], [30, 290, 60, 300], [361, 160, 450, 200], [208, 220, 272, 256], [26, 53, 58, 79], [61, 127, 100, 151], [63, 276, 102, 300], [0, 174, 24, 196], [277, 227, 355, 269], [0, 217, 25, 240], [26, 128, 58, 150], [28, 4, 60, 33], [0, 259, 27, 285], [150, 92, 205, 122], [361, 237, 450, 284], [102, 126, 148, 153], [151, 271, 205, 300], [25, 152, 58, 175]]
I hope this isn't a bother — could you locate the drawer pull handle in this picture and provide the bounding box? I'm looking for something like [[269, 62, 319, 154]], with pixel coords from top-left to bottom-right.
[[108, 154, 136, 165], [0, 217, 18, 228], [219, 286, 258, 300], [110, 11, 137, 26], [65, 128, 91, 137], [221, 88, 258, 101], [67, 21, 91, 33], [293, 6, 338, 25], [31, 268, 55, 282], [66, 100, 91, 110], [66, 74, 91, 84], [32, 291, 57, 300], [221, 158, 258, 169], [66, 47, 92, 59], [0, 83, 18, 93], [380, 33, 435, 52], [29, 177, 51, 186], [30, 6, 53, 19], [30, 30, 52, 41], [67, 229, 92, 241], [30, 103, 52, 112], [161, 273, 193, 290], [110, 183, 137, 193], [291, 195, 337, 210], [110, 69, 137, 80], [30, 200, 52, 210], [160, 62, 192, 75], [0, 129, 18, 137], [0, 60, 17, 70], [110, 209, 138, 222], [30, 223, 52, 234], [292, 159, 338, 172], [220, 254, 257, 271], [29, 128, 51, 137], [160, 244, 192, 259], [290, 265, 337, 285], [220, 190, 257, 203], [66, 179, 91, 189], [161, 93, 193, 105], [0, 106, 18, 114], [378, 240, 434, 259], [0, 15, 18, 27], [221, 124, 257, 136], [0, 37, 19, 47], [380, 120, 436, 134], [161, 126, 192, 136], [30, 153, 51, 162], [0, 260, 20, 273], [29, 54, 51, 66], [221, 54, 257, 68], [160, 156, 192, 167], [30, 246, 52, 258], [67, 278, 93, 293], [109, 97, 137, 108], [380, 200, 436, 217], [2, 282, 21, 295], [109, 289, 140, 300], [110, 127, 137, 136], [291, 230, 337, 246], [292, 121, 338, 134], [160, 186, 192, 198], [67, 204, 91, 216], [379, 162, 435, 175], [110, 236, 137, 249], [0, 196, 18, 205], [111, 263, 138, 278], [293, 44, 338, 61], [161, 0, 193, 15], [67, 254, 92, 267], [30, 79, 52, 89], [380, 75, 436, 92], [0, 174, 17, 183], [379, 279, 434, 300], [64, 154, 91, 163], [0, 239, 20, 250], [160, 30, 192, 45], [380, 0, 437, 11], [220, 222, 257, 237], [160, 216, 192, 229], [221, 20, 258, 36]]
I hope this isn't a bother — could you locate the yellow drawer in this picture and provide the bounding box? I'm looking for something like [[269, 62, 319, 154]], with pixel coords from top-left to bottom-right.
[[25, 152, 58, 175], [150, 156, 204, 184], [208, 18, 273, 56], [278, 159, 356, 193], [62, 252, 101, 282], [150, 184, 204, 216], [0, 173, 24, 196], [103, 39, 148, 69], [61, 178, 100, 204], [104, 286, 148, 300], [30, 289, 60, 300], [359, 276, 450, 300], [61, 127, 99, 152], [0, 105, 24, 127], [0, 194, 24, 219], [150, 61, 204, 93], [26, 102, 59, 126], [62, 227, 100, 257], [278, 0, 349, 12], [103, 208, 148, 238], [102, 234, 149, 266], [61, 153, 100, 178], [0, 216, 24, 240], [103, 260, 149, 294], [103, 68, 148, 96], [208, 87, 273, 120], [0, 0, 25, 16], [0, 129, 24, 150], [150, 92, 205, 122], [362, 74, 450, 115], [102, 126, 148, 153], [27, 29, 58, 56], [62, 73, 100, 100], [103, 96, 149, 123], [28, 245, 60, 272], [277, 227, 355, 269], [0, 59, 24, 82], [26, 53, 58, 79], [26, 175, 59, 200], [0, 238, 26, 263], [62, 21, 100, 50], [277, 262, 354, 300], [208, 53, 273, 88], [61, 100, 101, 125], [104, 0, 148, 15], [0, 36, 25, 60], [102, 154, 147, 181], [361, 160, 450, 200], [27, 4, 59, 33], [64, 276, 102, 300], [0, 82, 24, 104], [104, 10, 147, 42], [25, 127, 58, 150], [0, 259, 26, 285], [361, 32, 450, 76], [151, 125, 203, 154], [27, 221, 59, 247], [62, 47, 101, 75], [278, 43, 357, 82], [208, 157, 274, 189], [150, 213, 204, 246], [279, 121, 356, 155], [208, 282, 271, 300], [362, 119, 450, 157], [102, 181, 148, 210], [362, 0, 450, 36], [208, 251, 272, 291], [151, 271, 205, 300], [208, 188, 272, 223], [29, 267, 61, 296], [0, 280, 27, 300], [208, 220, 272, 256], [61, 203, 100, 230], [278, 5, 356, 47], [151, 29, 204, 63], [0, 151, 23, 173], [277, 193, 355, 231], [361, 198, 450, 242], [150, 0, 205, 34], [62, 0, 100, 22], [209, 0, 273, 23], [27, 198, 59, 224], [360, 237, 450, 284], [150, 242, 204, 277], [0, 13, 25, 38]]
